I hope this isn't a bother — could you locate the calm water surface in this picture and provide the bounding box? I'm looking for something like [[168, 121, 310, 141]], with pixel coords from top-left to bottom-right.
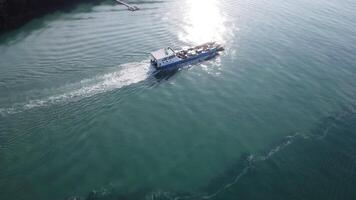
[[1, 0, 356, 199]]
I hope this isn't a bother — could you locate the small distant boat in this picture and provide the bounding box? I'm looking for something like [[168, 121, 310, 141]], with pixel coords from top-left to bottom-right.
[[127, 5, 139, 11], [150, 42, 224, 70], [115, 0, 140, 11]]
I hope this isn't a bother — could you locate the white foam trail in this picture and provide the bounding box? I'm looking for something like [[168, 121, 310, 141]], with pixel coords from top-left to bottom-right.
[[0, 61, 150, 116]]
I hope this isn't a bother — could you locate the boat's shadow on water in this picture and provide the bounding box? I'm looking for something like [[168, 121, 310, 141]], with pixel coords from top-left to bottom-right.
[[142, 65, 184, 87], [151, 68, 180, 82]]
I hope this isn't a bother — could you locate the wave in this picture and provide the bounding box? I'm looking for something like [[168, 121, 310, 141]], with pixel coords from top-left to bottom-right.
[[64, 102, 356, 200], [0, 60, 151, 116], [65, 132, 303, 200]]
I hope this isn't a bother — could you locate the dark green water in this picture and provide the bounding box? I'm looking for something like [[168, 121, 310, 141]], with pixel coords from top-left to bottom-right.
[[1, 0, 356, 199]]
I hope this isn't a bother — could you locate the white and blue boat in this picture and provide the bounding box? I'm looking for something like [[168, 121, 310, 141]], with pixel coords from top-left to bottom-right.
[[150, 42, 224, 70]]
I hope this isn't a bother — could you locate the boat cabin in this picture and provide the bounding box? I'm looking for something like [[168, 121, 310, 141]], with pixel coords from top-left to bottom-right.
[[150, 47, 181, 68]]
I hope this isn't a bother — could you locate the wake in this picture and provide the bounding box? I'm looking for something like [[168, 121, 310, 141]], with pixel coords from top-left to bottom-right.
[[0, 60, 151, 116]]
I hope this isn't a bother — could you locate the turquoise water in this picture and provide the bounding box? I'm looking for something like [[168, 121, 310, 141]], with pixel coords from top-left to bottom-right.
[[1, 0, 356, 199]]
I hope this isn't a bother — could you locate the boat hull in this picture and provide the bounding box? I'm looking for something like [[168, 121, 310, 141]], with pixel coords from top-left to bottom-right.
[[154, 49, 218, 70]]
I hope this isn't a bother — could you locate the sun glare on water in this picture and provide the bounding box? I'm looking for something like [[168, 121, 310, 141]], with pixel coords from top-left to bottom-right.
[[179, 0, 226, 44]]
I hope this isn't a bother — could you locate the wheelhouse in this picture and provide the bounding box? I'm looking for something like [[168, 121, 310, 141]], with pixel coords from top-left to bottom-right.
[[150, 47, 180, 68]]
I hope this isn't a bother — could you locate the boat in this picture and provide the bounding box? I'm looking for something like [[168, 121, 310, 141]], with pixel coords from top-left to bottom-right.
[[115, 0, 139, 11], [150, 42, 224, 70], [127, 6, 139, 11]]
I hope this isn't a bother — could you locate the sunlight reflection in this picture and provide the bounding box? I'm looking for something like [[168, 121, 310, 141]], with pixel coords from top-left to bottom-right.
[[179, 0, 226, 44]]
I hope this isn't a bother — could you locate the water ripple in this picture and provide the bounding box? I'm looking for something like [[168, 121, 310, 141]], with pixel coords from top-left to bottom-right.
[[0, 60, 151, 116]]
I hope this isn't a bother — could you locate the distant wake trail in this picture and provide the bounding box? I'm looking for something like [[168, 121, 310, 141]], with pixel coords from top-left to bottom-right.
[[0, 61, 151, 116]]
